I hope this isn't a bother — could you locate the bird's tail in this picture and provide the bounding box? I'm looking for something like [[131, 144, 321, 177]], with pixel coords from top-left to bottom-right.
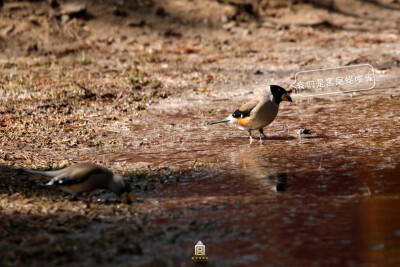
[[25, 168, 68, 178], [207, 119, 230, 125]]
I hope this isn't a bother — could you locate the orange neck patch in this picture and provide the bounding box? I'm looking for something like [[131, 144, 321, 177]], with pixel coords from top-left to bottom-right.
[[237, 117, 250, 127]]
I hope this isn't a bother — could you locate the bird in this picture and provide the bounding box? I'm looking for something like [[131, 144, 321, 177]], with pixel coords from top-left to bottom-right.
[[26, 163, 127, 196], [208, 85, 292, 139]]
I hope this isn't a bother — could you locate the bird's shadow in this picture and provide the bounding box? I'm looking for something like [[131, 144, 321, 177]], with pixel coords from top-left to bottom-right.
[[233, 135, 296, 141], [260, 135, 297, 141], [233, 134, 331, 141]]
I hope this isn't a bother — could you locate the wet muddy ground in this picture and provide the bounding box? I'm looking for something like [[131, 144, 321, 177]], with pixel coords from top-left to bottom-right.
[[1, 0, 400, 266]]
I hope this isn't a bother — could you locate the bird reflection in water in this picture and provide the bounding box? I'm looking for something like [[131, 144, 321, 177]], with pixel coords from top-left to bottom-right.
[[230, 146, 293, 193]]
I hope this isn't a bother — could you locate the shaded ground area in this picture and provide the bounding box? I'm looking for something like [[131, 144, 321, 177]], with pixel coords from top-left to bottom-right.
[[1, 0, 400, 266]]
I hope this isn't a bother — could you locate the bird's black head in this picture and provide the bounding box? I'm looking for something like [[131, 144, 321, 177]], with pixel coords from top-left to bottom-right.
[[270, 85, 292, 105]]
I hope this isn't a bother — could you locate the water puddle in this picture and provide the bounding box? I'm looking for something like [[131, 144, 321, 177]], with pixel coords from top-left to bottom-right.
[[106, 89, 400, 265], [143, 146, 400, 265]]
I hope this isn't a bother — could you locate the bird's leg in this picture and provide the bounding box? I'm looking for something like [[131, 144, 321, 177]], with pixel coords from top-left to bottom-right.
[[247, 130, 252, 140], [259, 128, 267, 139]]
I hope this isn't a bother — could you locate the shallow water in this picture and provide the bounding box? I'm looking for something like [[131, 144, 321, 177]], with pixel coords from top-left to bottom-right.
[[109, 86, 400, 265]]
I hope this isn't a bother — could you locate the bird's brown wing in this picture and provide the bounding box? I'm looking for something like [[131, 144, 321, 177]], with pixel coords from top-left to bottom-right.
[[69, 163, 108, 179], [232, 100, 259, 118], [51, 173, 89, 186], [53, 164, 109, 186], [238, 100, 259, 112]]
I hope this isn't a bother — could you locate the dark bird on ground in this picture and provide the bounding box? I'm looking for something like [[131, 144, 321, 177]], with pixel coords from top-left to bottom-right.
[[27, 163, 127, 195]]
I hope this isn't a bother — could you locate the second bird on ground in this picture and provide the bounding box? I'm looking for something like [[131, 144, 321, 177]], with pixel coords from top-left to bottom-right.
[[27, 163, 127, 196], [208, 85, 292, 139]]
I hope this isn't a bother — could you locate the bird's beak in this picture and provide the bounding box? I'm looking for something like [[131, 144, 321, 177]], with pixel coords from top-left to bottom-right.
[[282, 93, 292, 102]]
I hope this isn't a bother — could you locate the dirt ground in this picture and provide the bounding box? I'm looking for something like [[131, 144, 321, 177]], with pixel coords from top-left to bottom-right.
[[1, 0, 400, 266]]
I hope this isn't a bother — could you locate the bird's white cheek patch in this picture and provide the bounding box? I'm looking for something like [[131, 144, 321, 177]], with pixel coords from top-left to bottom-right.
[[227, 115, 236, 123], [290, 64, 376, 97]]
